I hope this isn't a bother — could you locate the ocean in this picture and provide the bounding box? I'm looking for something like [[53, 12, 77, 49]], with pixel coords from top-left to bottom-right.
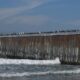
[[0, 58, 80, 80]]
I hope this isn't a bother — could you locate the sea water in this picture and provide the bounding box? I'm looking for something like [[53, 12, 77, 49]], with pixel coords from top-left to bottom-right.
[[0, 58, 80, 80]]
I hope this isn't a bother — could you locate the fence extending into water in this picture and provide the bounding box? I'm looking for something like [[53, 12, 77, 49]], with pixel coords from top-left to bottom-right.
[[0, 31, 80, 64]]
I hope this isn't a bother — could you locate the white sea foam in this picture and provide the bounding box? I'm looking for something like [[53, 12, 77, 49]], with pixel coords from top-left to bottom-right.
[[0, 69, 80, 77], [0, 57, 60, 65]]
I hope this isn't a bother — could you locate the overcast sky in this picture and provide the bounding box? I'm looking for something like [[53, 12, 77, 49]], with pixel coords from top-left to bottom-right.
[[0, 0, 80, 33]]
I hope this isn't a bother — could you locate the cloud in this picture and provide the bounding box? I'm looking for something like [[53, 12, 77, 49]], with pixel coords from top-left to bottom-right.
[[0, 0, 60, 32], [0, 15, 50, 32], [0, 0, 46, 20], [4, 15, 49, 25]]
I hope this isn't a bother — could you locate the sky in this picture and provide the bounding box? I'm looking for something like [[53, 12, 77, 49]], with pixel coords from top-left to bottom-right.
[[0, 0, 80, 33]]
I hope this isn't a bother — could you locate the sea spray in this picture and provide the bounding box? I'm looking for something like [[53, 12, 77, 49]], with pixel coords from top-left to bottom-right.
[[0, 58, 60, 65]]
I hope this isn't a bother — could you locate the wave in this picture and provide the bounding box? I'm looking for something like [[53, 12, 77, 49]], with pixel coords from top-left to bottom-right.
[[0, 57, 60, 65], [0, 68, 80, 77]]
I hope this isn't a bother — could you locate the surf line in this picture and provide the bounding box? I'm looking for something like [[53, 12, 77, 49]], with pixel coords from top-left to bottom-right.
[[0, 69, 80, 77]]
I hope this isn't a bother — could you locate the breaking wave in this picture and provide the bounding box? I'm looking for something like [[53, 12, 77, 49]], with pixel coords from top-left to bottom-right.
[[0, 57, 60, 65], [0, 68, 80, 77]]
